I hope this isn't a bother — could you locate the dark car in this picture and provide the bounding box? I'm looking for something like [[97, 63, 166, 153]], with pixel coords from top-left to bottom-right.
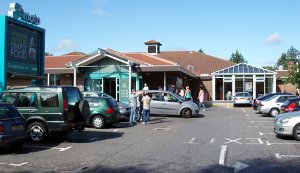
[[253, 92, 293, 110], [280, 97, 300, 114], [82, 92, 130, 119], [0, 86, 90, 142], [0, 103, 28, 149], [84, 97, 120, 129]]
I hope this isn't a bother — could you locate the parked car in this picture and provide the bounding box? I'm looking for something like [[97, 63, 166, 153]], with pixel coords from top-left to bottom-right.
[[136, 90, 199, 118], [233, 92, 252, 107], [253, 92, 293, 110], [0, 86, 90, 142], [274, 111, 300, 140], [257, 94, 296, 117], [280, 97, 300, 114], [84, 97, 120, 129], [0, 103, 28, 149], [82, 92, 130, 119]]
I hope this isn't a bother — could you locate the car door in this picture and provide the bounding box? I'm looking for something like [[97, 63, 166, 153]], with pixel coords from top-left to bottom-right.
[[162, 93, 181, 115], [149, 92, 165, 115], [16, 92, 38, 120]]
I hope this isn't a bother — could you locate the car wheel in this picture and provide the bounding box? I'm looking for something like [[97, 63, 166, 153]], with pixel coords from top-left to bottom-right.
[[293, 124, 300, 141], [181, 108, 192, 118], [92, 115, 105, 129], [28, 122, 47, 142], [269, 108, 279, 117], [10, 142, 24, 150]]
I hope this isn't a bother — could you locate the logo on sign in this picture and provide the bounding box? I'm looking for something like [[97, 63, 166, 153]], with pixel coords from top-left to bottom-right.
[[8, 3, 41, 25]]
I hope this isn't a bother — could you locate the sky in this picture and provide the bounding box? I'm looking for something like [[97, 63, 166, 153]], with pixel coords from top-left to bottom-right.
[[1, 0, 300, 67]]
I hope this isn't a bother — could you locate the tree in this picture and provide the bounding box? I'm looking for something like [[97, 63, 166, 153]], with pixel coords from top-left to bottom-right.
[[285, 46, 300, 87], [276, 53, 288, 70], [229, 50, 248, 63], [198, 49, 204, 53], [262, 66, 276, 71], [45, 52, 53, 56]]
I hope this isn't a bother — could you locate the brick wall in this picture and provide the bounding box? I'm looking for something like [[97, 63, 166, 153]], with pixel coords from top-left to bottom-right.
[[277, 80, 296, 94]]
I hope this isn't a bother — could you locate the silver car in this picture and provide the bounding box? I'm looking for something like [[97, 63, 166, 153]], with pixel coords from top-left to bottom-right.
[[137, 90, 199, 118], [233, 92, 252, 107], [257, 94, 296, 117], [82, 91, 130, 118], [274, 111, 300, 140]]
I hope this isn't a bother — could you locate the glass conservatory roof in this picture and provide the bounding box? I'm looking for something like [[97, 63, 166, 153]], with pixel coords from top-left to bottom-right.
[[212, 63, 276, 75]]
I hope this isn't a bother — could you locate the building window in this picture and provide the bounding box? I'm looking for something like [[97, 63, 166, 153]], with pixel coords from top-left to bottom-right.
[[148, 46, 157, 53]]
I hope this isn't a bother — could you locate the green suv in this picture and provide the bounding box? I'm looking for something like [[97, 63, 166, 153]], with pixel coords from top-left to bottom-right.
[[0, 86, 90, 142], [84, 97, 120, 129]]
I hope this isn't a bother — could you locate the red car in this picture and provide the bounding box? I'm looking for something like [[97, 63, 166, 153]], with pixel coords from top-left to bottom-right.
[[280, 97, 300, 114]]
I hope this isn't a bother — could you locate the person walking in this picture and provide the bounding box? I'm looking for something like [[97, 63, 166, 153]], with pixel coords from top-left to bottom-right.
[[129, 89, 138, 125], [226, 90, 232, 100], [141, 91, 151, 125], [185, 86, 192, 101], [198, 87, 206, 111]]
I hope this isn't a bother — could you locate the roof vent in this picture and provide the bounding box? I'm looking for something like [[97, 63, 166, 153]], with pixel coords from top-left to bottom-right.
[[144, 40, 162, 54]]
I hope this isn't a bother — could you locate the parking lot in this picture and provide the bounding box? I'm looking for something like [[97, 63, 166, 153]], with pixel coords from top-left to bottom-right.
[[1, 106, 300, 173]]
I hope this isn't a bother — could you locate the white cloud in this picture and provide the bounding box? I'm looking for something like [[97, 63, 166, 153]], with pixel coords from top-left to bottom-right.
[[91, 7, 109, 16], [90, 0, 109, 16], [58, 39, 78, 50], [265, 33, 283, 44]]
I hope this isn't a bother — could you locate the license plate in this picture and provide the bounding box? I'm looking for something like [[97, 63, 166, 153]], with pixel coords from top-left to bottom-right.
[[239, 98, 246, 100], [11, 125, 24, 131]]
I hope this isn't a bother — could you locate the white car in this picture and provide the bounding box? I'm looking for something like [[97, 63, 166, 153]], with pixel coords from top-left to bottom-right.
[[257, 94, 296, 117], [274, 111, 300, 140]]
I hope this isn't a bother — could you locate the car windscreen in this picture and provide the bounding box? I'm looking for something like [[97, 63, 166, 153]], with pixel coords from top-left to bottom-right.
[[235, 93, 250, 97], [0, 104, 22, 120], [106, 98, 118, 108]]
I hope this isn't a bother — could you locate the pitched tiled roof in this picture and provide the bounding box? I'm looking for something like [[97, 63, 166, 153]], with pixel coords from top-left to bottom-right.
[[124, 52, 176, 66], [156, 51, 236, 75], [45, 54, 85, 68], [144, 40, 162, 45]]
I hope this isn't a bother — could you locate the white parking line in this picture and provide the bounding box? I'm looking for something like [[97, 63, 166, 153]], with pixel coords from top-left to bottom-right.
[[210, 138, 215, 144], [266, 141, 300, 146], [259, 132, 274, 136], [219, 145, 227, 165], [113, 129, 120, 132], [242, 108, 246, 113], [24, 145, 72, 151], [9, 162, 29, 167], [275, 153, 300, 159], [185, 138, 199, 144]]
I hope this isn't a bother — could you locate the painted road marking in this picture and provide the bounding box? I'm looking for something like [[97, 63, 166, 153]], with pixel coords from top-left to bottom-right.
[[245, 138, 264, 145], [259, 132, 274, 136], [224, 138, 242, 144], [275, 153, 300, 159], [266, 141, 300, 146], [113, 129, 120, 132], [89, 137, 98, 141], [185, 138, 199, 144], [0, 162, 29, 167], [24, 145, 72, 151], [219, 145, 227, 165], [242, 108, 246, 113], [9, 162, 29, 167], [210, 138, 215, 144]]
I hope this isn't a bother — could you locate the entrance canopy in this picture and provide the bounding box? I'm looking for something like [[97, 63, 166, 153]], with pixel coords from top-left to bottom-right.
[[212, 63, 277, 101]]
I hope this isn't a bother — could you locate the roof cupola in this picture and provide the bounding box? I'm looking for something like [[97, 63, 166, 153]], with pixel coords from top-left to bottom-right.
[[144, 40, 162, 54]]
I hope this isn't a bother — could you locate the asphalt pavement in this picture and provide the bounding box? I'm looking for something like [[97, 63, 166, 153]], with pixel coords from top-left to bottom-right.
[[1, 106, 300, 173]]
